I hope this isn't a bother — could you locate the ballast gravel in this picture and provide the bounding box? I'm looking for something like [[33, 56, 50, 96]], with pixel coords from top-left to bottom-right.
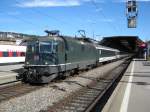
[[0, 60, 125, 112]]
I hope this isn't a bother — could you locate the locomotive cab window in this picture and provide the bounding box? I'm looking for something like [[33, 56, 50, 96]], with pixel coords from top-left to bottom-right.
[[27, 42, 39, 53], [39, 42, 52, 53]]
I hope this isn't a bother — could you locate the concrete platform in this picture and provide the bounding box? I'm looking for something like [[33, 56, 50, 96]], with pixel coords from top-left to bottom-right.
[[102, 59, 150, 112], [0, 64, 23, 84]]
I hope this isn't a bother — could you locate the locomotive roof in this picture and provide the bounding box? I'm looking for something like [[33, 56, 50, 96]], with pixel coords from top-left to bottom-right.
[[25, 35, 95, 46], [24, 35, 119, 52]]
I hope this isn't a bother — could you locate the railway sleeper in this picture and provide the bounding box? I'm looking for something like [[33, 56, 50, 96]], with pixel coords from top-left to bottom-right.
[[56, 102, 89, 112], [59, 106, 77, 111], [76, 92, 98, 98], [63, 106, 86, 112], [61, 105, 86, 112], [71, 99, 93, 105], [68, 102, 88, 108], [76, 96, 94, 101], [80, 89, 100, 95]]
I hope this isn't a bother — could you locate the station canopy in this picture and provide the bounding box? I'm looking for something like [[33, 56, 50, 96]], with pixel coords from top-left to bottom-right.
[[99, 36, 144, 53]]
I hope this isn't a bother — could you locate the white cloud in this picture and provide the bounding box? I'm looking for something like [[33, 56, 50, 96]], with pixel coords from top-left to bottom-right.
[[16, 0, 150, 8], [93, 0, 105, 3], [114, 0, 150, 2], [17, 0, 91, 8], [95, 8, 102, 12], [99, 18, 114, 22], [86, 18, 114, 24], [86, 19, 97, 24], [135, 0, 150, 1]]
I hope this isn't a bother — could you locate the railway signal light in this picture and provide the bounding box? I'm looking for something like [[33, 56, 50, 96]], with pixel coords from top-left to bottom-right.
[[140, 43, 147, 48], [126, 0, 138, 28], [127, 0, 137, 13], [128, 16, 136, 28]]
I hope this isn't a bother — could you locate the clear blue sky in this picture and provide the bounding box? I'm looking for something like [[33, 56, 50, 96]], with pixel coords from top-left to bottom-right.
[[0, 0, 149, 41]]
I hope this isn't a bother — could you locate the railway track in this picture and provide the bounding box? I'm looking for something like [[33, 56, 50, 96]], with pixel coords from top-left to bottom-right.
[[44, 58, 131, 112], [0, 82, 42, 103], [0, 57, 131, 112]]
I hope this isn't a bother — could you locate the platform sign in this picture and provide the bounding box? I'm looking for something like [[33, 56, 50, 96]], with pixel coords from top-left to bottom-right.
[[141, 43, 146, 47], [128, 17, 136, 28]]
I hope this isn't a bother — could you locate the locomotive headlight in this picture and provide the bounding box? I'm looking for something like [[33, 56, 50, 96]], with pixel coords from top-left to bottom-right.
[[26, 62, 29, 64], [45, 62, 48, 65]]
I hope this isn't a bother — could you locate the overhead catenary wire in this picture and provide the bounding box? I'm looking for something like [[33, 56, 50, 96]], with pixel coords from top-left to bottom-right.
[[1, 0, 121, 37], [91, 0, 119, 32], [0, 10, 41, 28], [14, 0, 80, 30]]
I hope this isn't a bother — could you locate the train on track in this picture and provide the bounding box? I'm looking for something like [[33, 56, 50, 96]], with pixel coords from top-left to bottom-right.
[[17, 31, 127, 83], [0, 45, 26, 65]]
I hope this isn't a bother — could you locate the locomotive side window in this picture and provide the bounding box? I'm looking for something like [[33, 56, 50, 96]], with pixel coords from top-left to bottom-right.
[[39, 42, 52, 53], [53, 42, 58, 53], [81, 45, 85, 51], [27, 44, 35, 53]]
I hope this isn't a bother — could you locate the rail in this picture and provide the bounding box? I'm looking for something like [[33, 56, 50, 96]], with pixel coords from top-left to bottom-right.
[[45, 58, 131, 112]]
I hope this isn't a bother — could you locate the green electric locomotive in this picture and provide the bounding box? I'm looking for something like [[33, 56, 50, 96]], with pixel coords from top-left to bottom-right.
[[18, 31, 120, 83]]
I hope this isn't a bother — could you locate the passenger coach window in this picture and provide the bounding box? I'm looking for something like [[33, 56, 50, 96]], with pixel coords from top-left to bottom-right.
[[13, 52, 17, 57], [99, 50, 101, 54], [3, 52, 8, 57]]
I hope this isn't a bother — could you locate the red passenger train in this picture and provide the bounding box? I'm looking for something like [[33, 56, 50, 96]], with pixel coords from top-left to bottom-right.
[[0, 45, 26, 64]]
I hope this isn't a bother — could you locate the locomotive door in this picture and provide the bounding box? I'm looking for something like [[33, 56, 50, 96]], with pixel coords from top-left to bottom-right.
[[56, 41, 66, 73], [55, 37, 69, 74]]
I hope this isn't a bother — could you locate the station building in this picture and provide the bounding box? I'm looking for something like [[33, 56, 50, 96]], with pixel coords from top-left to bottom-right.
[[0, 31, 38, 45]]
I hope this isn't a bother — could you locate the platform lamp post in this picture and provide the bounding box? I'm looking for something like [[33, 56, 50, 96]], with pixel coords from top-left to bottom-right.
[[148, 41, 150, 59], [140, 43, 148, 60]]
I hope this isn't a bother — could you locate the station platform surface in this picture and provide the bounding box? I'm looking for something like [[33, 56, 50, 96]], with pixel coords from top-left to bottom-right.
[[0, 64, 23, 84], [102, 59, 150, 112]]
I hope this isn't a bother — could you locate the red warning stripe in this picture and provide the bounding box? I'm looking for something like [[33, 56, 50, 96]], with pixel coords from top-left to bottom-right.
[[8, 51, 13, 57], [0, 51, 25, 57], [17, 52, 21, 57], [0, 51, 2, 57]]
